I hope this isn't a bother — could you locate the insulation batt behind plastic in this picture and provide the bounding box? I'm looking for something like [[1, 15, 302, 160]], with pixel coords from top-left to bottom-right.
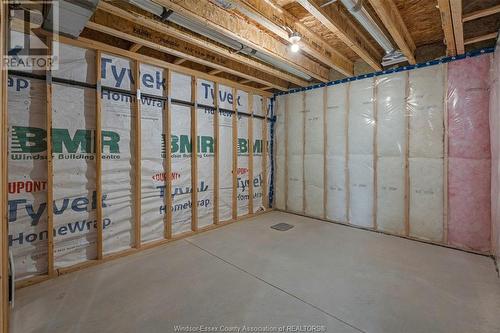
[[275, 53, 493, 252], [7, 41, 272, 281]]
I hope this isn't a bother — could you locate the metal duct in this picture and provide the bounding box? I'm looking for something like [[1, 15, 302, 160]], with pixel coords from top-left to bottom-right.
[[43, 0, 100, 38], [339, 0, 407, 66], [126, 0, 312, 81]]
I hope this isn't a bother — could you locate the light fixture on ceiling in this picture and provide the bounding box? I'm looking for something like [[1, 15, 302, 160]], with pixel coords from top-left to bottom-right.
[[289, 31, 301, 52]]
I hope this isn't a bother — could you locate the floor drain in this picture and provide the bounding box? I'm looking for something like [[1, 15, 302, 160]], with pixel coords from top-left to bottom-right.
[[271, 223, 294, 231]]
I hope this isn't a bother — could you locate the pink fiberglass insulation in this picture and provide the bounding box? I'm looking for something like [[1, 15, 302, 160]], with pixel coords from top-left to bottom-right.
[[448, 158, 490, 252], [448, 55, 491, 160], [447, 55, 491, 252]]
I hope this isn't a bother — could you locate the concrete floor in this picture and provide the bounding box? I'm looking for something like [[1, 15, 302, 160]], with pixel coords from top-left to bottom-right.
[[11, 211, 500, 333]]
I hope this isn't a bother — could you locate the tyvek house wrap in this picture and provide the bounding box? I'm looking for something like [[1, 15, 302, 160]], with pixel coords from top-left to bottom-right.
[[252, 95, 264, 213], [140, 63, 167, 244], [376, 73, 406, 235], [8, 40, 271, 280], [237, 91, 250, 216], [286, 92, 304, 213], [218, 85, 235, 222], [348, 79, 375, 228], [52, 44, 98, 267], [408, 65, 445, 242], [197, 79, 216, 228], [274, 96, 286, 210], [8, 76, 48, 279], [101, 53, 136, 254], [304, 88, 324, 217], [171, 73, 192, 235], [326, 83, 348, 222]]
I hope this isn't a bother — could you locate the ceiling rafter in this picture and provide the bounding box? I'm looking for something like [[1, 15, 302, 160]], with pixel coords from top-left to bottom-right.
[[129, 43, 142, 52], [87, 10, 291, 90], [231, 0, 354, 76], [449, 0, 464, 55], [464, 32, 498, 45], [154, 0, 330, 82], [366, 0, 416, 64], [437, 0, 456, 56], [295, 0, 383, 71], [98, 1, 308, 87], [463, 4, 500, 22]]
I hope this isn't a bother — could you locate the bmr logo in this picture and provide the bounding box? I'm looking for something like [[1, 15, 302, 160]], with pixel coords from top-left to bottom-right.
[[11, 126, 120, 154]]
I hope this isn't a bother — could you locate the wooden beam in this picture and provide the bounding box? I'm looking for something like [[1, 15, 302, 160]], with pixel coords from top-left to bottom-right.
[[450, 0, 464, 55], [209, 69, 223, 75], [232, 87, 238, 219], [191, 77, 198, 232], [134, 60, 142, 248], [239, 79, 252, 84], [231, 0, 354, 76], [173, 57, 187, 65], [87, 11, 291, 91], [213, 82, 220, 224], [39, 30, 273, 97], [437, 0, 457, 56], [464, 32, 498, 45], [261, 86, 274, 91], [129, 43, 142, 52], [46, 37, 55, 277], [1, 2, 9, 330], [99, 2, 311, 86], [262, 98, 268, 209], [463, 4, 500, 22], [95, 51, 103, 260], [248, 94, 254, 214], [296, 0, 382, 71], [164, 69, 173, 239], [367, 0, 416, 64], [155, 0, 329, 82]]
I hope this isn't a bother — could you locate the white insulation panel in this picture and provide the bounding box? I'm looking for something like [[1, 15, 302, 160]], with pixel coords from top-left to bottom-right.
[[376, 73, 406, 234], [409, 158, 444, 241], [286, 93, 304, 213], [326, 84, 348, 222], [348, 79, 374, 227], [274, 96, 286, 210], [304, 88, 324, 217], [408, 65, 444, 241]]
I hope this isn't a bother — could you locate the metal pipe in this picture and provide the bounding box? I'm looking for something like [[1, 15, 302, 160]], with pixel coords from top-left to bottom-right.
[[126, 0, 312, 80]]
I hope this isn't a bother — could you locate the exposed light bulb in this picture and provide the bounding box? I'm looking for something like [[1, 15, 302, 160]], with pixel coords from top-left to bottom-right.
[[289, 31, 301, 44], [290, 43, 300, 53]]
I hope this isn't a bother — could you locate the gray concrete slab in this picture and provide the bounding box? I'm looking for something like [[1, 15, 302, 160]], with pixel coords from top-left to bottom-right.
[[11, 212, 500, 333]]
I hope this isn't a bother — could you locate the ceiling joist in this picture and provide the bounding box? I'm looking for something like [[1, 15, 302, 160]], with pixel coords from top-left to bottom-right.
[[231, 0, 354, 76], [464, 32, 498, 45], [367, 0, 416, 64], [463, 4, 500, 23], [437, 0, 456, 56], [173, 57, 187, 65], [129, 43, 142, 52], [98, 1, 308, 87], [87, 10, 291, 91], [209, 69, 223, 75], [449, 0, 464, 55], [154, 0, 330, 82], [296, 0, 383, 71]]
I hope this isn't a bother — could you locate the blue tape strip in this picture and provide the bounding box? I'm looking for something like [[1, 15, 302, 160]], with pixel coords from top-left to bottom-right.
[[274, 47, 495, 97]]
